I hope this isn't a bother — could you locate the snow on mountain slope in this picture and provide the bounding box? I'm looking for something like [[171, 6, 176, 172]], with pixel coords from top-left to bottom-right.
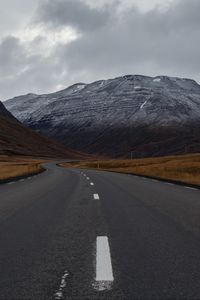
[[4, 75, 200, 158]]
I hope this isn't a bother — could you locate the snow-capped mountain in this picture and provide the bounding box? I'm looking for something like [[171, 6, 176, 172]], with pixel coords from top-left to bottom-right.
[[4, 75, 200, 157]]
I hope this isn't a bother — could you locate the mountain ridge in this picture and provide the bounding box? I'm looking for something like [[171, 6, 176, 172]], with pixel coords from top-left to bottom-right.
[[4, 74, 200, 158]]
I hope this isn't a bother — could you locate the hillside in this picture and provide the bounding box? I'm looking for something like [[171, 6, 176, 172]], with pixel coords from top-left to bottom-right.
[[0, 101, 79, 158], [5, 75, 200, 158]]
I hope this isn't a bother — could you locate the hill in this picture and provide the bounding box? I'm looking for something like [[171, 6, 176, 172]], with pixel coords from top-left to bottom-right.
[[0, 101, 79, 158], [5, 75, 200, 158]]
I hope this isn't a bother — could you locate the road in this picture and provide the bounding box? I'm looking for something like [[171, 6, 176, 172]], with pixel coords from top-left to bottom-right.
[[1, 163, 200, 299]]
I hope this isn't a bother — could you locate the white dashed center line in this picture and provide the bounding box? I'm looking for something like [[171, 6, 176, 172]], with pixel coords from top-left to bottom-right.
[[90, 183, 94, 186], [93, 194, 100, 200], [86, 177, 90, 180], [94, 236, 114, 291]]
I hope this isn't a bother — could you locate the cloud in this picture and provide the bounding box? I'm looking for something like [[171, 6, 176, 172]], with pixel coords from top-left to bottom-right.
[[48, 0, 200, 82], [0, 0, 37, 36], [0, 35, 66, 99], [1, 0, 200, 100], [36, 0, 116, 33]]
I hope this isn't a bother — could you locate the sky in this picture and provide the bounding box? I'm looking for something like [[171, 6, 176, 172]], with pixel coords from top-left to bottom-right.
[[0, 0, 200, 100]]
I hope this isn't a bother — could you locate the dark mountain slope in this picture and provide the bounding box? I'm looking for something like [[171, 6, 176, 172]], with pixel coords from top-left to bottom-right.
[[0, 101, 80, 158]]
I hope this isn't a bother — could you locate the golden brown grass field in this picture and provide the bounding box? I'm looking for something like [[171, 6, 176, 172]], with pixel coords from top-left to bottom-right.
[[61, 153, 200, 186], [0, 156, 46, 182]]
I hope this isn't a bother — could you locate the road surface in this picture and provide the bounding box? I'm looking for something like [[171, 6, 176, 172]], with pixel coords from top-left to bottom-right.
[[1, 163, 200, 299]]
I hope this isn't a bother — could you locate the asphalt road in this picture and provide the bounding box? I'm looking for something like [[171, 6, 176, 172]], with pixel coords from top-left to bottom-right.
[[1, 163, 200, 299]]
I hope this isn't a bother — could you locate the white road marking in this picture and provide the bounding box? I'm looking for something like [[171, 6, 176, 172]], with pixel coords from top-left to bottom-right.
[[86, 177, 90, 180], [184, 187, 198, 191], [28, 177, 32, 180], [152, 179, 158, 182], [93, 194, 100, 200], [90, 182, 94, 186], [19, 179, 25, 182], [54, 270, 69, 299], [94, 236, 114, 291], [8, 182, 16, 185], [164, 182, 198, 190]]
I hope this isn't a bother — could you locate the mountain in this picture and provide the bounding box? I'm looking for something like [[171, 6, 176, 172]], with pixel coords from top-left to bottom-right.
[[0, 101, 15, 118], [4, 75, 200, 158], [0, 101, 79, 158]]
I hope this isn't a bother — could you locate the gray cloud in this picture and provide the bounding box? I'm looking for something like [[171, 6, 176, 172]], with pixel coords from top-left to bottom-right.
[[51, 0, 200, 82], [0, 37, 28, 76], [0, 35, 65, 99], [0, 0, 37, 36], [36, 0, 116, 32], [1, 0, 200, 100]]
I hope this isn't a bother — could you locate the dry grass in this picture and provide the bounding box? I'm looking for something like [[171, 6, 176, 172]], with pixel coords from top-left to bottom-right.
[[0, 155, 46, 181], [61, 153, 200, 186]]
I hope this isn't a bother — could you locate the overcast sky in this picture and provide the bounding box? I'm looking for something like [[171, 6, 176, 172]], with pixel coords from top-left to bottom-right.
[[0, 0, 199, 100]]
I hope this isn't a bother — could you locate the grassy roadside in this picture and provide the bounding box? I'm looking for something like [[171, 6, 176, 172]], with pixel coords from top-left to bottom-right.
[[0, 156, 47, 182], [60, 153, 200, 187]]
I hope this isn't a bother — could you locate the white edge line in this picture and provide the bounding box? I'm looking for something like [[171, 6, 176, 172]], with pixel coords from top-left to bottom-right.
[[165, 182, 198, 190], [184, 187, 198, 191]]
